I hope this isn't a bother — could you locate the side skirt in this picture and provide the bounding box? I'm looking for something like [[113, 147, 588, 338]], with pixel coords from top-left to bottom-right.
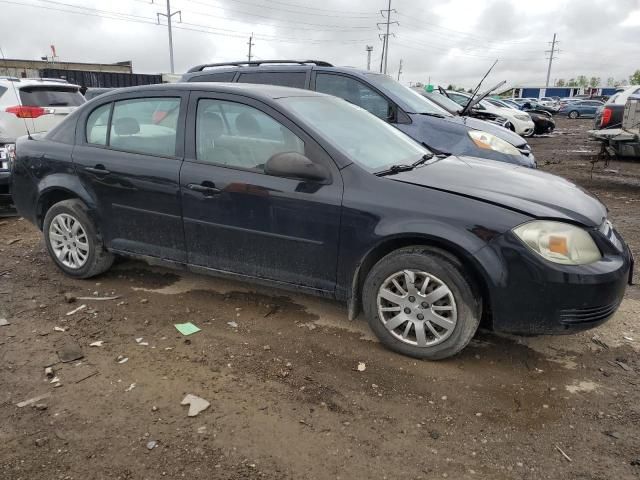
[[109, 249, 337, 300]]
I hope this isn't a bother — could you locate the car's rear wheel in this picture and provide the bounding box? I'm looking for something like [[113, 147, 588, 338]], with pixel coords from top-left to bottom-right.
[[43, 199, 114, 278], [362, 247, 481, 360], [568, 110, 579, 119]]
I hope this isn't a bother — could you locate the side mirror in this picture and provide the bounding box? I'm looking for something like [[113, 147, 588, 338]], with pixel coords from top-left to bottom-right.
[[265, 152, 329, 182]]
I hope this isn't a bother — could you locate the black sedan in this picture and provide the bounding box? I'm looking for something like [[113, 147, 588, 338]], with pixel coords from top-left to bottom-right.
[[10, 83, 632, 359]]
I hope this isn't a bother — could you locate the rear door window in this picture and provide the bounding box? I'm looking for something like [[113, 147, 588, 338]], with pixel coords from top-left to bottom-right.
[[237, 72, 307, 89], [19, 87, 85, 106], [315, 73, 390, 119], [109, 97, 181, 156], [190, 72, 237, 82], [0, 86, 7, 99]]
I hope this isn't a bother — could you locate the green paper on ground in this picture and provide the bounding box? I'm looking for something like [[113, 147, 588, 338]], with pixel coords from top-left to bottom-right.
[[174, 322, 201, 336]]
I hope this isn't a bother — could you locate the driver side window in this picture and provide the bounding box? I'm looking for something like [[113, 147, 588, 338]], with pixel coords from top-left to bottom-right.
[[315, 73, 391, 120], [196, 99, 305, 172]]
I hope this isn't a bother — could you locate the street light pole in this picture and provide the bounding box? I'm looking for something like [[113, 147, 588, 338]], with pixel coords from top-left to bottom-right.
[[366, 45, 373, 70]]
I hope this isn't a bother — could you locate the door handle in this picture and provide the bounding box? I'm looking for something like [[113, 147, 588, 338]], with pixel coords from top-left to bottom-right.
[[187, 183, 221, 196], [84, 165, 110, 175]]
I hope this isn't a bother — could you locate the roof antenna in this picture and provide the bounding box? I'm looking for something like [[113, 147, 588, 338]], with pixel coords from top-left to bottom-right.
[[460, 59, 498, 116], [0, 44, 33, 140]]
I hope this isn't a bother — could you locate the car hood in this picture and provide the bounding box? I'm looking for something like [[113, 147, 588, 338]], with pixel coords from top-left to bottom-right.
[[433, 114, 528, 147], [391, 155, 606, 227]]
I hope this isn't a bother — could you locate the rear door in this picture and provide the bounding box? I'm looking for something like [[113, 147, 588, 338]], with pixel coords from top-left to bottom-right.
[[180, 92, 343, 292], [72, 92, 188, 262], [18, 85, 85, 133]]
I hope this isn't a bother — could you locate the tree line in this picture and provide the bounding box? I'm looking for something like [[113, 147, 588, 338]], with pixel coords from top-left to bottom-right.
[[555, 70, 640, 88]]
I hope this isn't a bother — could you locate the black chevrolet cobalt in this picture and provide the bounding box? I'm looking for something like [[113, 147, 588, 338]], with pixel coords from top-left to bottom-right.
[[10, 83, 632, 359]]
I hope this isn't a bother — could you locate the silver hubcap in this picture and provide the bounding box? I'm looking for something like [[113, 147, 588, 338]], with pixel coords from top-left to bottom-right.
[[377, 270, 457, 348], [49, 213, 90, 269]]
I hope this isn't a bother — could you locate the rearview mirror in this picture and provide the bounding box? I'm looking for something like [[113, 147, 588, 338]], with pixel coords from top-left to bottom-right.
[[265, 152, 329, 182]]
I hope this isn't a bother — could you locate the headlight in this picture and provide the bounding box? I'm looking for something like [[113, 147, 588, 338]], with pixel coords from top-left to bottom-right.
[[514, 114, 531, 121], [513, 220, 602, 265], [468, 130, 521, 156]]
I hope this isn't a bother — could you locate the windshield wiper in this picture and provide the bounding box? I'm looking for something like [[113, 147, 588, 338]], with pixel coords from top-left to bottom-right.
[[417, 112, 445, 118], [374, 153, 435, 177], [420, 142, 452, 158]]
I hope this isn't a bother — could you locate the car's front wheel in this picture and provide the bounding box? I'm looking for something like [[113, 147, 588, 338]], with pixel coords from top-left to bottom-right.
[[568, 110, 579, 119], [43, 199, 114, 278], [362, 247, 481, 360]]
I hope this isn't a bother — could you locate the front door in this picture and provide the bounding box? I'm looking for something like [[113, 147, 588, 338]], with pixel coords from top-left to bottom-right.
[[73, 93, 187, 262], [180, 93, 343, 292]]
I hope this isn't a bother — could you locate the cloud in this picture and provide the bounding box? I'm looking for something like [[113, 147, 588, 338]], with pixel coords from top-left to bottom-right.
[[0, 0, 638, 88]]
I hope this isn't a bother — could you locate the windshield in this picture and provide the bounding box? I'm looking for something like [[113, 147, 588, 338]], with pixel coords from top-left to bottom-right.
[[486, 98, 512, 109], [422, 91, 463, 113], [363, 73, 450, 116], [280, 96, 428, 172]]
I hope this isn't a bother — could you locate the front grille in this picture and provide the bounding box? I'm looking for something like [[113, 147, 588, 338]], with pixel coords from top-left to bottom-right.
[[559, 302, 620, 325]]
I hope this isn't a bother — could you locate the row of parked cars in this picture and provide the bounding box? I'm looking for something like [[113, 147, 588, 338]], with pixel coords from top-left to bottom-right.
[[3, 60, 634, 360], [2, 64, 541, 207]]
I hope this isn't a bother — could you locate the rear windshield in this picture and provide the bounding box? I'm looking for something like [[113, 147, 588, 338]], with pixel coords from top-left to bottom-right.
[[19, 86, 85, 107], [0, 86, 7, 99]]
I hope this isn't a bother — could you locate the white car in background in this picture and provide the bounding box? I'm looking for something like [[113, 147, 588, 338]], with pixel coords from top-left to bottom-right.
[[446, 90, 535, 137], [538, 97, 558, 107], [0, 77, 85, 204]]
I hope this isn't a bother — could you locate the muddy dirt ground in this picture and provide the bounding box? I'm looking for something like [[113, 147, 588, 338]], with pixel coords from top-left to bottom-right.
[[1, 117, 639, 480]]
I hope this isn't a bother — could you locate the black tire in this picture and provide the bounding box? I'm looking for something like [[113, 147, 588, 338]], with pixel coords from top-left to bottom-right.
[[568, 110, 579, 119], [362, 247, 481, 360], [43, 199, 114, 279]]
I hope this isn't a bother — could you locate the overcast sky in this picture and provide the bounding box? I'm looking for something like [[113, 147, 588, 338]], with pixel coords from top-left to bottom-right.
[[0, 0, 639, 88]]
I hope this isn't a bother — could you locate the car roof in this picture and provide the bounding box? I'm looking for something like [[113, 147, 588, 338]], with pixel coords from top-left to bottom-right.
[[94, 82, 328, 101], [182, 62, 376, 81]]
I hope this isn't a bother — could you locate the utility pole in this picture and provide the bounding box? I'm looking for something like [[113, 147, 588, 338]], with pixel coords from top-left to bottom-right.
[[377, 0, 398, 75], [545, 33, 559, 89], [247, 33, 255, 62], [157, 0, 182, 73], [397, 59, 403, 81], [365, 45, 373, 71]]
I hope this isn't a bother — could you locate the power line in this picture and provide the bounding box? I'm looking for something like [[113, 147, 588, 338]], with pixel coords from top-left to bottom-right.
[[183, 0, 376, 19], [179, 0, 376, 29], [395, 12, 542, 45], [1, 0, 374, 44]]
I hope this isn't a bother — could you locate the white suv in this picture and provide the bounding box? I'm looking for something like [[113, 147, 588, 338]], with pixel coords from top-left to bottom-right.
[[0, 77, 85, 204]]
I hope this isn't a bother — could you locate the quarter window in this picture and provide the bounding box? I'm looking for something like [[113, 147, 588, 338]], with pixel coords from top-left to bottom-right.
[[86, 103, 111, 146], [109, 97, 180, 156], [196, 99, 304, 171], [315, 73, 391, 119]]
